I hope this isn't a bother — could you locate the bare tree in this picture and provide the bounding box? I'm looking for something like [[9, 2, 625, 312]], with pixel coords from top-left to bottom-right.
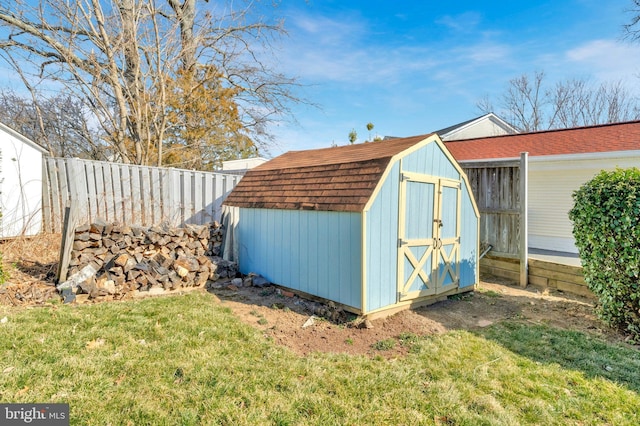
[[596, 81, 640, 123], [479, 71, 640, 131], [502, 71, 547, 132], [475, 94, 494, 117], [0, 0, 299, 166], [0, 88, 103, 159], [624, 0, 640, 41]]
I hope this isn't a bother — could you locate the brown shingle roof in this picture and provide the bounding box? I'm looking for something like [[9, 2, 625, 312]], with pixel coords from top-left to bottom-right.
[[445, 120, 640, 161], [224, 134, 433, 212]]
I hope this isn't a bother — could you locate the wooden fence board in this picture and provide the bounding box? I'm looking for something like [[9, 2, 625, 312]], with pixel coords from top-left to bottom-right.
[[43, 157, 242, 230], [462, 160, 522, 257], [214, 174, 225, 220], [183, 170, 194, 224], [74, 159, 90, 225], [85, 162, 98, 223], [194, 173, 205, 224], [111, 163, 123, 222], [139, 168, 150, 226], [41, 161, 54, 232], [153, 167, 165, 224], [129, 166, 141, 225], [93, 161, 106, 220], [119, 164, 132, 225], [55, 159, 69, 229], [100, 162, 114, 222], [203, 175, 214, 223]]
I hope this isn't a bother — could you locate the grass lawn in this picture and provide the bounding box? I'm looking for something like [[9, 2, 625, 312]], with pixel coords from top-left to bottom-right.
[[1, 291, 639, 425]]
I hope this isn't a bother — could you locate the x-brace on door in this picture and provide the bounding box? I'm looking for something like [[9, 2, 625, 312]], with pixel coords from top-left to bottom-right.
[[397, 171, 461, 301]]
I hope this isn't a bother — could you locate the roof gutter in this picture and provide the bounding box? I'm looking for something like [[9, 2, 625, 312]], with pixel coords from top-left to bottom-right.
[[457, 149, 640, 165], [528, 150, 640, 163]]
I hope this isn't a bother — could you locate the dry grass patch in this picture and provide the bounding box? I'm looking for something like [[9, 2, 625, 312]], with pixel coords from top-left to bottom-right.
[[0, 233, 60, 281], [0, 233, 60, 305]]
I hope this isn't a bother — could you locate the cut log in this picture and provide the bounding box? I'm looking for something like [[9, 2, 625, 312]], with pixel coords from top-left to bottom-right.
[[64, 220, 233, 300]]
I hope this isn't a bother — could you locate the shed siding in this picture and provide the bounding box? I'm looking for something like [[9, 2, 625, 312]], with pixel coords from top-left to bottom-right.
[[459, 183, 479, 287], [528, 154, 640, 254], [226, 135, 480, 315], [238, 208, 362, 309], [365, 163, 400, 311], [402, 141, 460, 180]]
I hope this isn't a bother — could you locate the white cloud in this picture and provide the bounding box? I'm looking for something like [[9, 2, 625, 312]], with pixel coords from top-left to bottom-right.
[[279, 12, 443, 86], [435, 12, 482, 32], [282, 16, 638, 92], [467, 44, 512, 63], [566, 39, 640, 83], [281, 8, 519, 90], [286, 12, 366, 46]]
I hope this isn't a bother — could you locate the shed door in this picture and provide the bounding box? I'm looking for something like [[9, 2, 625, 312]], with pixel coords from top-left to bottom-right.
[[398, 173, 460, 301]]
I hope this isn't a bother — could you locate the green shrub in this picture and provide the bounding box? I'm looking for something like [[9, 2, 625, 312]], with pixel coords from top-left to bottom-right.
[[569, 168, 640, 340]]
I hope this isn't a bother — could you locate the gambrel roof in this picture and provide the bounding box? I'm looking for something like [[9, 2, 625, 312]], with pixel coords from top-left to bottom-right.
[[445, 120, 640, 161], [223, 134, 432, 212]]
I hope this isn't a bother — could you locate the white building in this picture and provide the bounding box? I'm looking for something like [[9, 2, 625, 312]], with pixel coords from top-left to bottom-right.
[[221, 157, 268, 174], [0, 122, 47, 237], [435, 113, 517, 141], [446, 121, 640, 254]]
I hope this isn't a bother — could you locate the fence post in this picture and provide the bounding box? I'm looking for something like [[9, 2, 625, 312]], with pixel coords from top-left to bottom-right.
[[519, 152, 529, 287], [56, 201, 79, 283]]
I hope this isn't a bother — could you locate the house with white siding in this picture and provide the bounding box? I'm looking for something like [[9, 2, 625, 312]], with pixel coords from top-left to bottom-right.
[[435, 113, 517, 141], [0, 122, 47, 237], [445, 120, 640, 254]]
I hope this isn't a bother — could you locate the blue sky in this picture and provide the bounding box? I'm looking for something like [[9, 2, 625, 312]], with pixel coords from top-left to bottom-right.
[[1, 1, 638, 158], [264, 0, 640, 156]]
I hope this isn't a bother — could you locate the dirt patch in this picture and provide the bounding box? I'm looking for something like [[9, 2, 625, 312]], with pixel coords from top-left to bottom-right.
[[1, 233, 633, 357], [208, 279, 629, 358]]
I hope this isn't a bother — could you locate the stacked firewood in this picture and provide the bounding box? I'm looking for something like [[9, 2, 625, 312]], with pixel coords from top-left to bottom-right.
[[64, 220, 237, 299]]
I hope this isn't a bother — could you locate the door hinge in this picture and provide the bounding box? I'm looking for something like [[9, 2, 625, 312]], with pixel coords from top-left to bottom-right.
[[398, 238, 408, 247]]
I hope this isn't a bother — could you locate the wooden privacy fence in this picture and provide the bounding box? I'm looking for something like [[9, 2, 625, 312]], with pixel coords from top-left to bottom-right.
[[42, 157, 242, 233], [460, 153, 529, 286]]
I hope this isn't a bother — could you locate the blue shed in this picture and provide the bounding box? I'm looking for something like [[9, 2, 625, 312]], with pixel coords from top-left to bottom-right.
[[223, 134, 480, 317]]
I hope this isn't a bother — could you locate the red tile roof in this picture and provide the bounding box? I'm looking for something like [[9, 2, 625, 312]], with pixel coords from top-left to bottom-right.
[[445, 120, 640, 161], [223, 134, 433, 212]]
